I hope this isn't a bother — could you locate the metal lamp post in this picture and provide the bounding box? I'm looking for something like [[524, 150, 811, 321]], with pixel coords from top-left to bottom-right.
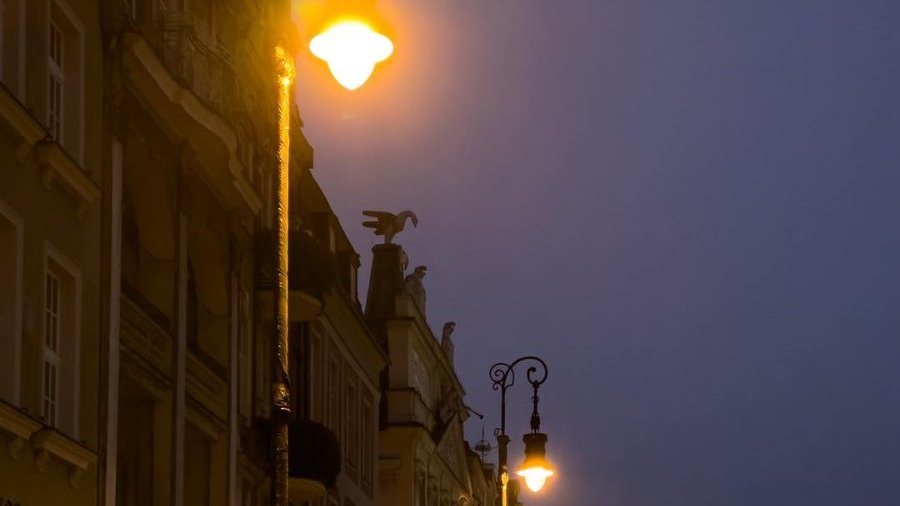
[[490, 356, 555, 506], [268, 2, 395, 505]]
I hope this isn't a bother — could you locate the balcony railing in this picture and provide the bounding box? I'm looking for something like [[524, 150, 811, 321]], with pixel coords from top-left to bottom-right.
[[121, 289, 173, 380], [143, 8, 238, 120]]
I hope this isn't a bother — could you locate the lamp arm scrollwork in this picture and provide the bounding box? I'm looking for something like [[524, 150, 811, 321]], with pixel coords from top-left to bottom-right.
[[489, 356, 548, 391]]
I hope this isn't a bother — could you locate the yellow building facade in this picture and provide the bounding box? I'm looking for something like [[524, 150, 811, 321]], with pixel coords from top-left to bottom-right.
[[0, 1, 497, 506], [0, 0, 103, 504]]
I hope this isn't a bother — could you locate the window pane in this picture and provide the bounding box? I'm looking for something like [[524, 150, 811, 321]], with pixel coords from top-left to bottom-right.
[[43, 361, 57, 425], [49, 21, 63, 67]]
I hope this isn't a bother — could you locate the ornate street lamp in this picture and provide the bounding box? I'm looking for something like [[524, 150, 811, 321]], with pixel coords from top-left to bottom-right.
[[269, 2, 394, 506], [490, 356, 555, 506]]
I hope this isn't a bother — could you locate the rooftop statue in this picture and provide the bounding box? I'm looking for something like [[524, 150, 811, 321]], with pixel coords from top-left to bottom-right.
[[404, 265, 427, 314], [441, 321, 456, 367], [441, 321, 456, 342], [362, 210, 418, 245]]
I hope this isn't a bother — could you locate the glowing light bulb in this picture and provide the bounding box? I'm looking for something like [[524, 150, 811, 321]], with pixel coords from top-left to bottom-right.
[[309, 21, 393, 90], [517, 466, 554, 493]]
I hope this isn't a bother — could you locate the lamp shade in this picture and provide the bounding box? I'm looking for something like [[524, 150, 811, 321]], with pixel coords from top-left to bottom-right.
[[308, 0, 394, 90], [516, 432, 554, 493]]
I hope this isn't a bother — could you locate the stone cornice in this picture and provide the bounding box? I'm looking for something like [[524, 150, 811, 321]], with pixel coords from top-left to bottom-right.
[[36, 141, 100, 220], [0, 83, 46, 161], [0, 401, 41, 461], [29, 428, 97, 489]]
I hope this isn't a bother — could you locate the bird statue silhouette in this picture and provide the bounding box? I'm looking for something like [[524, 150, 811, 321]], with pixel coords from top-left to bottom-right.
[[362, 210, 418, 244]]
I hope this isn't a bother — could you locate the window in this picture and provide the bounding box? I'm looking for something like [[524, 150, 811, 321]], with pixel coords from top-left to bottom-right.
[[0, 0, 25, 93], [326, 348, 341, 432], [42, 245, 81, 436], [344, 367, 359, 480], [254, 330, 270, 418], [0, 201, 23, 405], [123, 0, 137, 22], [47, 20, 64, 142], [42, 271, 61, 425], [47, 1, 85, 162], [309, 329, 323, 421], [0, 1, 5, 82], [361, 390, 375, 496], [185, 424, 212, 506], [238, 289, 252, 422]]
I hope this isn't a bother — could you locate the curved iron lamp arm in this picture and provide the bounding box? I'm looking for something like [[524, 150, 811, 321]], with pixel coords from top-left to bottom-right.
[[488, 355, 549, 506], [489, 355, 549, 436]]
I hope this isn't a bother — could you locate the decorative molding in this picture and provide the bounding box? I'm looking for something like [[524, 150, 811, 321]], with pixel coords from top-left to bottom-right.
[[0, 83, 45, 162], [29, 428, 97, 489], [0, 401, 40, 461], [35, 142, 100, 219], [121, 294, 173, 379], [187, 351, 228, 420]]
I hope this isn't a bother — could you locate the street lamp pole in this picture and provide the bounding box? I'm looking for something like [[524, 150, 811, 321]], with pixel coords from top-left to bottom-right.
[[271, 44, 295, 506], [490, 356, 551, 506], [268, 3, 393, 504]]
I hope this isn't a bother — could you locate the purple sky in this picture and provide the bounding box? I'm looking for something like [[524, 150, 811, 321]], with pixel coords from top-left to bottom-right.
[[294, 1, 900, 504]]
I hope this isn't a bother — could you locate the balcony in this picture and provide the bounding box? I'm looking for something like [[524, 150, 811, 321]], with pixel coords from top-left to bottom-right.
[[143, 9, 236, 118], [245, 418, 339, 500], [289, 420, 341, 500], [255, 229, 337, 321], [120, 290, 173, 390], [118, 10, 261, 215]]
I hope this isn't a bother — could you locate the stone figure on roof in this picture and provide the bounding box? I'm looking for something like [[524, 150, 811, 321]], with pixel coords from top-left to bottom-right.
[[404, 265, 427, 314], [441, 321, 456, 367]]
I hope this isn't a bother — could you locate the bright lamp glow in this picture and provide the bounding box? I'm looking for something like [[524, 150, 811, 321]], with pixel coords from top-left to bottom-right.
[[309, 21, 393, 90], [517, 466, 554, 493]]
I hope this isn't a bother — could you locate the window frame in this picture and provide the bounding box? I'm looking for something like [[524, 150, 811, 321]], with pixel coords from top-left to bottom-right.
[[47, 0, 86, 164], [0, 0, 27, 95], [42, 269, 61, 426], [0, 0, 5, 83], [309, 327, 323, 421], [0, 200, 24, 405], [326, 346, 341, 432], [47, 19, 64, 143], [344, 363, 359, 480], [360, 389, 375, 496], [237, 287, 252, 423], [42, 242, 82, 436]]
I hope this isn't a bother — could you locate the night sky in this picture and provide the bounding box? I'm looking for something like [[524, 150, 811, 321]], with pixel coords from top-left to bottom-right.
[[294, 1, 900, 504]]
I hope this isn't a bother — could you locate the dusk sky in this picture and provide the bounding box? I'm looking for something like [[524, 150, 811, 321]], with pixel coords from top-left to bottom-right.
[[294, 1, 900, 504]]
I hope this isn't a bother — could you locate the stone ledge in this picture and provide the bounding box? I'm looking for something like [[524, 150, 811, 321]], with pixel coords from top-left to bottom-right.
[[36, 141, 100, 220], [0, 401, 41, 461], [0, 83, 46, 161], [30, 428, 97, 489]]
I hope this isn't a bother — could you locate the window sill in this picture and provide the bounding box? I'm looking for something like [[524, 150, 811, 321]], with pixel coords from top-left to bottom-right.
[[30, 428, 97, 489], [0, 401, 41, 462], [0, 83, 46, 161], [36, 141, 100, 219]]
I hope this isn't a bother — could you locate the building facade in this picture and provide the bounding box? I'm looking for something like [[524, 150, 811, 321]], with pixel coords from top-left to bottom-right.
[[0, 1, 498, 506], [0, 0, 103, 504], [365, 244, 496, 506]]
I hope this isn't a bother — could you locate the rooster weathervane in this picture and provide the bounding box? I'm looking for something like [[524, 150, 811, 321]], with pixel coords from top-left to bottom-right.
[[362, 210, 418, 244]]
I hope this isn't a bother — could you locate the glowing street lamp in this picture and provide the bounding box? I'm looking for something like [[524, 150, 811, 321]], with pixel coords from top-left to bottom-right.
[[308, 0, 395, 90], [490, 356, 556, 505], [518, 432, 554, 492]]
